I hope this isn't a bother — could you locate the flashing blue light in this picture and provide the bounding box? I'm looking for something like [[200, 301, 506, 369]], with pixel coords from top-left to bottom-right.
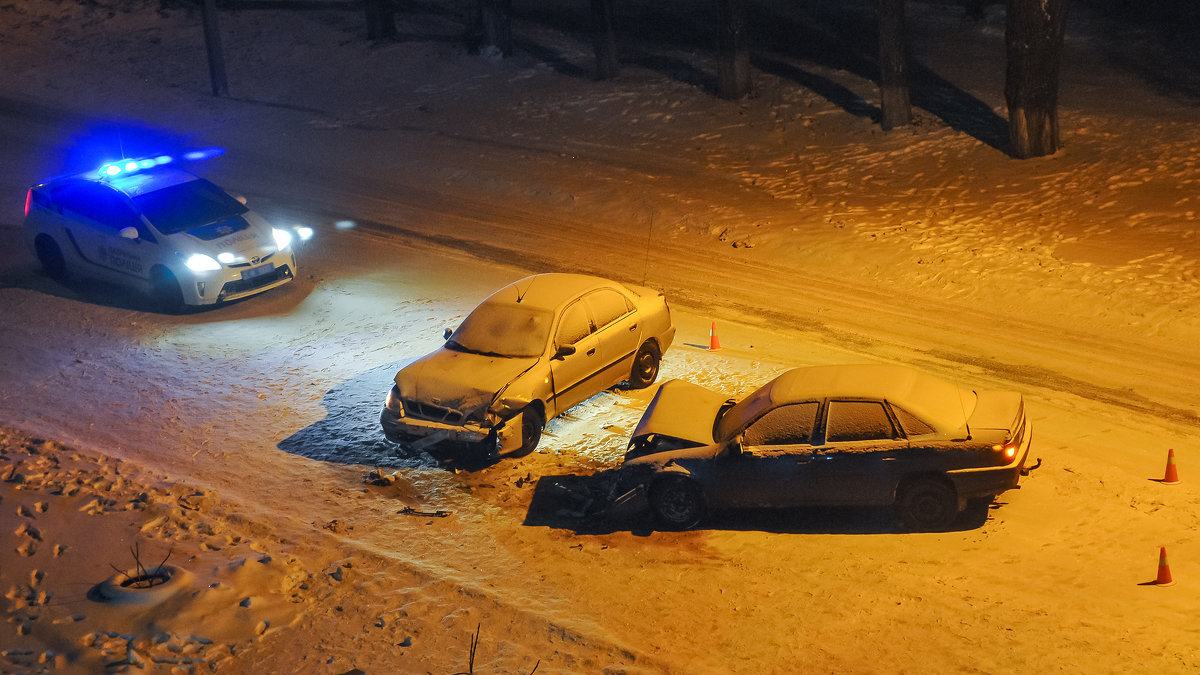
[[182, 147, 225, 162], [94, 148, 216, 179]]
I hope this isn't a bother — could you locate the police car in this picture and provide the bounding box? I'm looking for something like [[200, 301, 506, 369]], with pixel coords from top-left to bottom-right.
[[24, 156, 298, 309]]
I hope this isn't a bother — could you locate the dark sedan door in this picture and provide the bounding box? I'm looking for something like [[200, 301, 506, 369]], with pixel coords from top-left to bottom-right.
[[707, 401, 820, 509], [804, 399, 909, 505]]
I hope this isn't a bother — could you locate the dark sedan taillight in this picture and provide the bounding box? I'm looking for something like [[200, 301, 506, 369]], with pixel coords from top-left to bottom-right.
[[992, 411, 1026, 462]]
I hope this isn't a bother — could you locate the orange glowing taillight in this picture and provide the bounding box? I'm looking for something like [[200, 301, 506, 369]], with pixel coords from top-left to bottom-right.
[[993, 442, 1018, 460]]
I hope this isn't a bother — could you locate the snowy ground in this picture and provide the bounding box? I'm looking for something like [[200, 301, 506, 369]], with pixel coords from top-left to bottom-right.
[[2, 0, 1199, 672]]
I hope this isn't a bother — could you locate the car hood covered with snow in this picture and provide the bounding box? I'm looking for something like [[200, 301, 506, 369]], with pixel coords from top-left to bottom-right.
[[394, 347, 539, 416], [630, 379, 732, 446]]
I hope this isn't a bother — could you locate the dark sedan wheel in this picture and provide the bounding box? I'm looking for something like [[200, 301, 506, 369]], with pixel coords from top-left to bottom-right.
[[507, 405, 544, 458], [626, 341, 661, 389], [897, 478, 959, 531], [35, 235, 67, 281], [650, 476, 705, 530]]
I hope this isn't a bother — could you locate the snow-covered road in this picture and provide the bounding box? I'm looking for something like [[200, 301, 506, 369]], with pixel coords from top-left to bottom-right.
[[3, 0, 1200, 670]]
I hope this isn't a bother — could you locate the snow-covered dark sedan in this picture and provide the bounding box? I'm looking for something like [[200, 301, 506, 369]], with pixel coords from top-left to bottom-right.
[[608, 364, 1036, 530], [381, 273, 676, 459]]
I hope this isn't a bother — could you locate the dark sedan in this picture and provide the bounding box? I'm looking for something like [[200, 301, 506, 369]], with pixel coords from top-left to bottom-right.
[[608, 363, 1036, 530]]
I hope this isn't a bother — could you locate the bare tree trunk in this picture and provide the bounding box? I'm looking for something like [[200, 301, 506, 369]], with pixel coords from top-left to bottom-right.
[[1005, 0, 1070, 158], [201, 0, 228, 97], [476, 0, 513, 57], [717, 0, 752, 100], [877, 0, 912, 130], [365, 0, 396, 41], [591, 0, 619, 80]]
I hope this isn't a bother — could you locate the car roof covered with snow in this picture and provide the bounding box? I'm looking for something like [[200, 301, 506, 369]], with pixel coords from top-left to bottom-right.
[[774, 364, 975, 429], [719, 364, 976, 439], [480, 273, 630, 313]]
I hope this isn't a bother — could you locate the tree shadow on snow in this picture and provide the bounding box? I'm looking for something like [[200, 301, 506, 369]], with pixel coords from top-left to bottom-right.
[[909, 64, 1008, 152], [524, 472, 993, 535], [1090, 0, 1200, 104], [753, 55, 878, 120], [749, 0, 1007, 150]]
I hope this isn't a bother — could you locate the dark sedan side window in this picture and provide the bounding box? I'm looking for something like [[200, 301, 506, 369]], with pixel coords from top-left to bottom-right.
[[556, 300, 593, 346], [825, 400, 897, 443], [744, 402, 819, 446]]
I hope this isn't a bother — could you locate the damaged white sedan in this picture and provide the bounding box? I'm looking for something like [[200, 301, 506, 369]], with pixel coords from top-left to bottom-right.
[[381, 273, 676, 459], [608, 364, 1036, 530]]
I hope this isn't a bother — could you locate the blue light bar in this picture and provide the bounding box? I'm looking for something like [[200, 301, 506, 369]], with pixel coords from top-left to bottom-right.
[[97, 154, 174, 178], [94, 147, 223, 179]]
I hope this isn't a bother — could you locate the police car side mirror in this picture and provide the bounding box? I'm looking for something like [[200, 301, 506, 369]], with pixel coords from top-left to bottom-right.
[[231, 193, 248, 205], [119, 226, 139, 240]]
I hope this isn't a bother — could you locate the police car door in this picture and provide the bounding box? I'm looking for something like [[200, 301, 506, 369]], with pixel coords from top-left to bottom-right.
[[57, 183, 152, 284]]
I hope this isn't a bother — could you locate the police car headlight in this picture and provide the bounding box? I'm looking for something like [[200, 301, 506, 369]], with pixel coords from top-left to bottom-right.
[[272, 228, 292, 252], [185, 254, 221, 272]]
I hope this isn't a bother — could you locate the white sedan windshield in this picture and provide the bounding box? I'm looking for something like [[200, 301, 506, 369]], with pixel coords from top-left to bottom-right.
[[449, 301, 553, 358]]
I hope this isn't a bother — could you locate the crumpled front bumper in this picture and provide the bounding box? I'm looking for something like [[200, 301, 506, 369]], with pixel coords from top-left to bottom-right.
[[379, 407, 491, 448], [602, 465, 657, 520], [606, 484, 650, 520]]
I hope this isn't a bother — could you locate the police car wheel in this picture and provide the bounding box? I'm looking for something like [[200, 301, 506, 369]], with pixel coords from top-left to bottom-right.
[[34, 235, 67, 281], [150, 267, 184, 313]]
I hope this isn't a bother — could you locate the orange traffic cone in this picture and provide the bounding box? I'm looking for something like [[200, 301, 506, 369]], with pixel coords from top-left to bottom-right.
[[1155, 546, 1176, 587], [1162, 448, 1181, 485], [708, 321, 722, 351]]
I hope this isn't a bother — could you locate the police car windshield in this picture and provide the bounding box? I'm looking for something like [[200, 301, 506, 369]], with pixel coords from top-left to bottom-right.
[[132, 179, 248, 235]]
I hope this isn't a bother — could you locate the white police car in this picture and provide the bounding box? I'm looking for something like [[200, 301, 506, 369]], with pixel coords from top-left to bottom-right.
[[24, 156, 299, 309]]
